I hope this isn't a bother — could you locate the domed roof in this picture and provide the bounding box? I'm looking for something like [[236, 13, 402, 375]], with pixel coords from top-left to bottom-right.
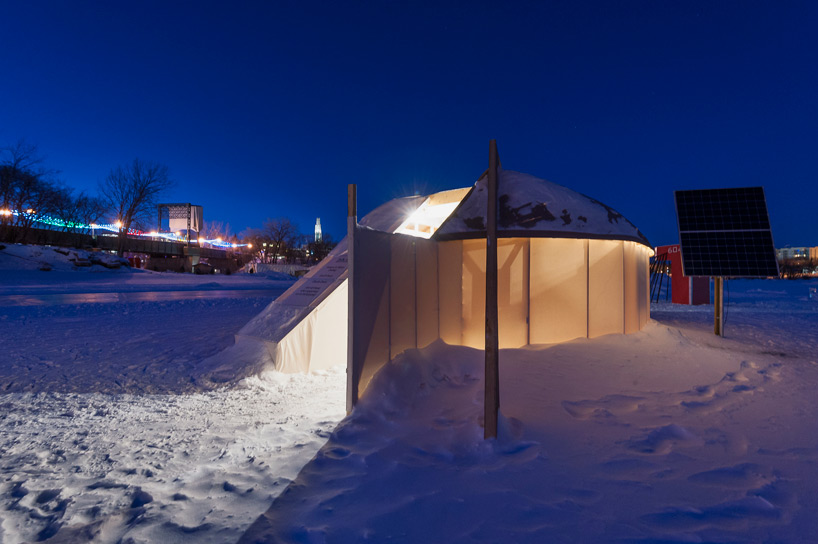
[[433, 169, 650, 246]]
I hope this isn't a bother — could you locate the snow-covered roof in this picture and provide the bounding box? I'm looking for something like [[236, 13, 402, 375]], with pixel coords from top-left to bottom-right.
[[433, 169, 651, 247]]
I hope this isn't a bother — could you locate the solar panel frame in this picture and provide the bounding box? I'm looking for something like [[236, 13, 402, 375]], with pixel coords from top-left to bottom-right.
[[674, 187, 779, 278]]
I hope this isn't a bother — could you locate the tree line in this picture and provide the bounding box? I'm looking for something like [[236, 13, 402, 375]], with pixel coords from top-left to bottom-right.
[[0, 141, 173, 254], [242, 218, 335, 265], [1, 140, 337, 264], [779, 257, 818, 279], [0, 141, 106, 244]]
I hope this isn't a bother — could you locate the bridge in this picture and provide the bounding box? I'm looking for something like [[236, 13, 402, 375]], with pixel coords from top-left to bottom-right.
[[1, 225, 246, 273]]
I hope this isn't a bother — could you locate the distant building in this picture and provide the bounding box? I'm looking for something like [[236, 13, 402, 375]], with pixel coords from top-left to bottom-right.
[[158, 203, 203, 242], [314, 218, 322, 243], [776, 247, 818, 260]]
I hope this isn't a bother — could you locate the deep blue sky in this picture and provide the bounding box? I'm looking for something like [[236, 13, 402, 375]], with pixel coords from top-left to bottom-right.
[[2, 1, 816, 246]]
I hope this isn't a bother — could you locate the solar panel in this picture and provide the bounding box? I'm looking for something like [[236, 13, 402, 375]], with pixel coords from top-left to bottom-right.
[[674, 187, 779, 278]]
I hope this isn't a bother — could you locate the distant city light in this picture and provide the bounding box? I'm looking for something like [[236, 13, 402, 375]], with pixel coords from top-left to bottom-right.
[[1, 208, 249, 247]]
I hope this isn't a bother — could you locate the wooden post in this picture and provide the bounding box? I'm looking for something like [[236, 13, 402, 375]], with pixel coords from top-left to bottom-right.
[[346, 184, 357, 414], [484, 140, 500, 439], [714, 276, 724, 337], [186, 203, 191, 247]]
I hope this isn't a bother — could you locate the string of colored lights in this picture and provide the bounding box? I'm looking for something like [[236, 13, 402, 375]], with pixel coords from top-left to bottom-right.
[[0, 209, 248, 248]]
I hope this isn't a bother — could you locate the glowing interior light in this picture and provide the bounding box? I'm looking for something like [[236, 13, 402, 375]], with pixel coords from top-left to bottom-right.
[[394, 200, 461, 239]]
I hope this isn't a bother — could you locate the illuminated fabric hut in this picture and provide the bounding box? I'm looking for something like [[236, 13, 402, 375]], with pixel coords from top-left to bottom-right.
[[238, 165, 652, 387], [432, 169, 652, 348], [346, 168, 653, 401]]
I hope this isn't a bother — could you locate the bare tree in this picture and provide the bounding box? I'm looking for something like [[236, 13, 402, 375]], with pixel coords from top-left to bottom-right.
[[99, 159, 173, 255], [200, 220, 232, 242], [241, 218, 300, 263], [307, 232, 336, 263], [52, 189, 105, 234], [0, 141, 62, 243], [263, 218, 299, 262]]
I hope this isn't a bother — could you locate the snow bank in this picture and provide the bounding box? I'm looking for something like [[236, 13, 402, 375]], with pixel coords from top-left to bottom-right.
[[242, 279, 818, 543], [0, 243, 129, 272]]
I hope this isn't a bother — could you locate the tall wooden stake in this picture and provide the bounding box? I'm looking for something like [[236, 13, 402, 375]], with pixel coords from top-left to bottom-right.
[[714, 276, 724, 337], [346, 184, 357, 414], [484, 140, 500, 439]]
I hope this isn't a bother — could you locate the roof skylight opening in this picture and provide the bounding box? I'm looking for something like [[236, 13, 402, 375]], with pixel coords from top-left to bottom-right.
[[394, 199, 461, 239]]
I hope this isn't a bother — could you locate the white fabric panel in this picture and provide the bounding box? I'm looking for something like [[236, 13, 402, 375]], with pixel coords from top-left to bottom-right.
[[497, 239, 529, 348], [390, 236, 417, 359], [360, 288, 390, 394], [623, 241, 639, 334], [416, 239, 439, 348], [588, 239, 625, 338], [459, 238, 529, 349], [438, 241, 463, 345], [637, 245, 649, 328], [351, 228, 392, 400], [305, 278, 348, 371], [274, 310, 314, 374], [461, 239, 486, 349], [275, 279, 348, 373], [529, 238, 588, 344]]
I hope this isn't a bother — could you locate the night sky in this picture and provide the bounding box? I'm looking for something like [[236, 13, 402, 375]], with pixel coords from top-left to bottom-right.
[[2, 1, 816, 247]]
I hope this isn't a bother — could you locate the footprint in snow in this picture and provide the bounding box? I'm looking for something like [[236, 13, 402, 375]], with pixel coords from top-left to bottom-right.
[[623, 424, 701, 455], [687, 463, 773, 489], [597, 457, 659, 477], [757, 446, 818, 459], [561, 395, 645, 420], [641, 496, 782, 531], [323, 446, 352, 459]]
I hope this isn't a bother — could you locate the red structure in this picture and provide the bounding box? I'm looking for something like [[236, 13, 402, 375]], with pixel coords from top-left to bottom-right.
[[655, 244, 710, 305]]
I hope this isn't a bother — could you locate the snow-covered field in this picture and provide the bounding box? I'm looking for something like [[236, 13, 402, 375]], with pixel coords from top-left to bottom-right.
[[0, 244, 347, 543], [3, 242, 818, 543], [241, 280, 818, 543]]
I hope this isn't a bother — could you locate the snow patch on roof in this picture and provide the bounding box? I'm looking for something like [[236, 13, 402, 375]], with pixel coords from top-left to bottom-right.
[[434, 169, 650, 246]]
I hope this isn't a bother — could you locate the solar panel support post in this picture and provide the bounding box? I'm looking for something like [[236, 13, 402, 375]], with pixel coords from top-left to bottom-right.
[[714, 276, 724, 337], [484, 140, 500, 440]]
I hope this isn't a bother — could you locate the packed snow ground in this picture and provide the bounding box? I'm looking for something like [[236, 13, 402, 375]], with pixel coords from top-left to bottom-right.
[[0, 244, 347, 543], [242, 279, 818, 544], [3, 242, 818, 543]]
